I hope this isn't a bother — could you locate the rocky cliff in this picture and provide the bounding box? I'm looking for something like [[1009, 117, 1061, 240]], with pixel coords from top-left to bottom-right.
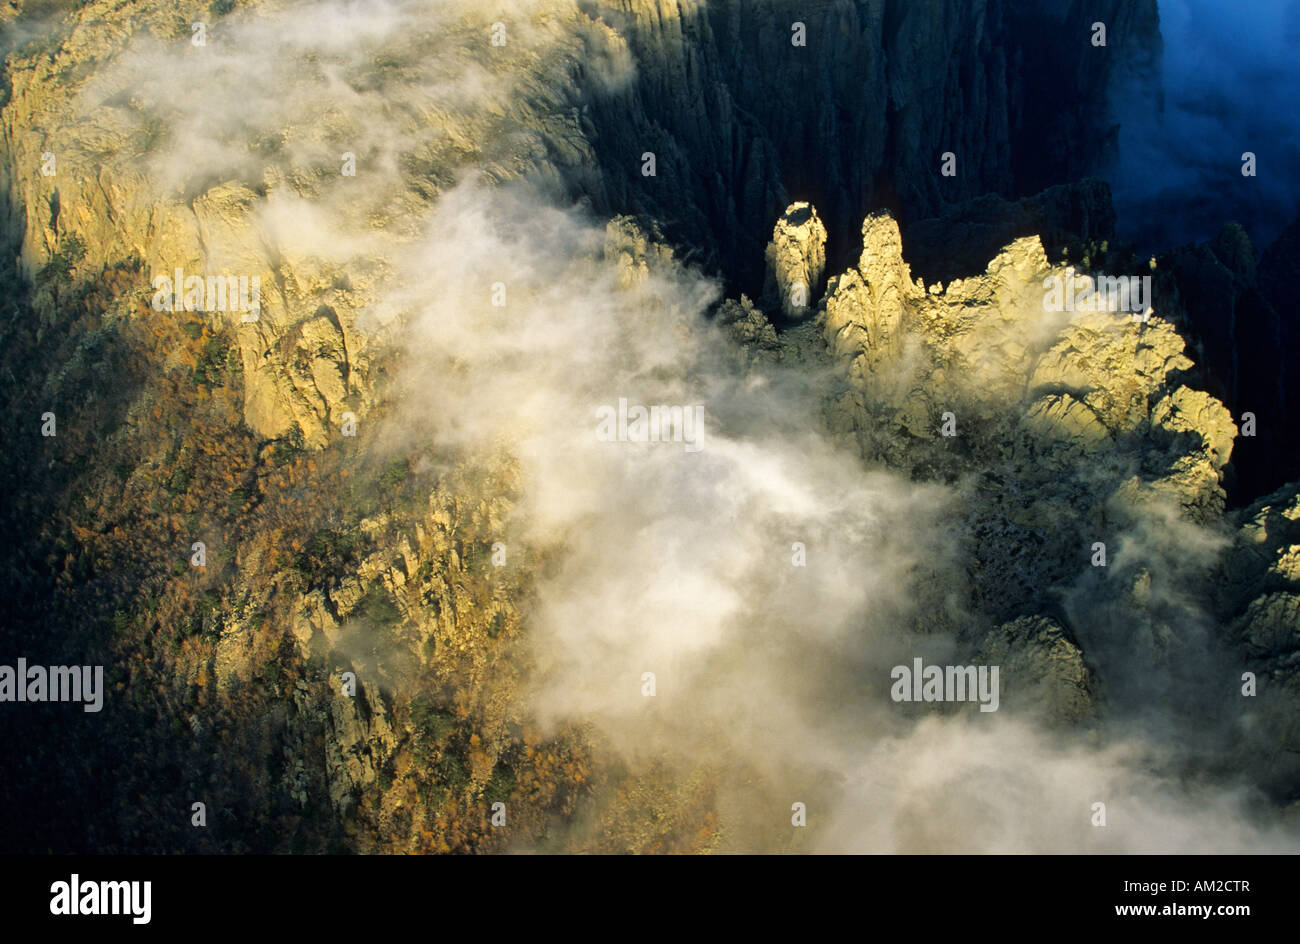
[[1, 0, 1296, 854], [0, 0, 1157, 450]]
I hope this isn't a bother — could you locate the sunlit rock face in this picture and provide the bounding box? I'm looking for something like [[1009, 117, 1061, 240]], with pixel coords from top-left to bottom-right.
[[0, 0, 1154, 444], [819, 207, 1232, 499], [763, 202, 825, 319], [0, 0, 1297, 855], [763, 200, 1238, 622]]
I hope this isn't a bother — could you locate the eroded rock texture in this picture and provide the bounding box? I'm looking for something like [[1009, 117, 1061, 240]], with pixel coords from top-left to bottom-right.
[[0, 0, 1295, 854]]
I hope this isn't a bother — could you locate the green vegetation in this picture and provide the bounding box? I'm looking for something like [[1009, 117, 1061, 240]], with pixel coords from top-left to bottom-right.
[[165, 466, 193, 496], [1062, 236, 1139, 277], [409, 695, 456, 745], [434, 750, 470, 792], [484, 763, 515, 805], [271, 422, 306, 467], [0, 220, 589, 855], [462, 541, 490, 571], [192, 334, 229, 388], [226, 486, 250, 517], [292, 528, 363, 585], [378, 457, 410, 489], [34, 233, 86, 291], [136, 112, 168, 154], [355, 583, 401, 628]]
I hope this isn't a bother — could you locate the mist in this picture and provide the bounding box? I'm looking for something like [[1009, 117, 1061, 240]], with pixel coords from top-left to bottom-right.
[[378, 179, 1296, 852], [32, 0, 1300, 852]]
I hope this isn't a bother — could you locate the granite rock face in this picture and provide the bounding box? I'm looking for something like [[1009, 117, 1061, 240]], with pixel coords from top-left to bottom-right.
[[1214, 483, 1300, 802], [817, 208, 1232, 520], [584, 0, 1157, 291], [1161, 218, 1300, 501], [2, 0, 1297, 851], [902, 178, 1119, 283], [975, 615, 1095, 726], [730, 198, 1294, 745], [763, 202, 826, 319], [0, 0, 1159, 444]]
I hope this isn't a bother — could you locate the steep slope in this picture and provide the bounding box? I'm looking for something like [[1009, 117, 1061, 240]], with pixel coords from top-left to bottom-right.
[[1, 0, 1158, 445], [1, 0, 1296, 854]]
